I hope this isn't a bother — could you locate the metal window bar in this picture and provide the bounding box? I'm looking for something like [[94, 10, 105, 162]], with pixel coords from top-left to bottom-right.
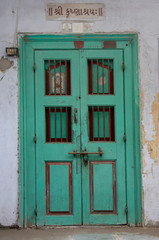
[[55, 107, 57, 141], [109, 106, 111, 141], [91, 59, 93, 94], [98, 106, 100, 141], [54, 60, 56, 95], [102, 59, 104, 94], [60, 107, 62, 141], [46, 107, 71, 142], [103, 106, 106, 140], [66, 107, 68, 142], [65, 60, 67, 95], [60, 60, 62, 95], [92, 106, 94, 141], [97, 59, 99, 94], [108, 59, 110, 94], [48, 60, 51, 96], [89, 106, 114, 141]]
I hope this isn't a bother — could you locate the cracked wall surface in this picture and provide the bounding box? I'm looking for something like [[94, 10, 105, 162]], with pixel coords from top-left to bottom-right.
[[0, 0, 159, 226]]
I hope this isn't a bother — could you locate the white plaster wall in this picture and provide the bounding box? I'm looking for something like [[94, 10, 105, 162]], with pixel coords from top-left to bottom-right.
[[0, 0, 159, 226]]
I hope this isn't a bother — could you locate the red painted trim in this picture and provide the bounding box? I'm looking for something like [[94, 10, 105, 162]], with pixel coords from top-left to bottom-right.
[[68, 108, 71, 142], [88, 61, 93, 94], [110, 70, 114, 94], [89, 161, 117, 214], [89, 107, 93, 141], [74, 41, 84, 49], [112, 162, 117, 214], [89, 161, 94, 213], [46, 162, 50, 215], [45, 162, 73, 215], [45, 70, 50, 95], [46, 108, 51, 142], [67, 62, 71, 95], [97, 59, 99, 94], [69, 162, 73, 214], [111, 107, 115, 141], [109, 106, 112, 141]]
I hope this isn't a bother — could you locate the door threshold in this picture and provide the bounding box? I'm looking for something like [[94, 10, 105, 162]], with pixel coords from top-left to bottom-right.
[[34, 225, 128, 229]]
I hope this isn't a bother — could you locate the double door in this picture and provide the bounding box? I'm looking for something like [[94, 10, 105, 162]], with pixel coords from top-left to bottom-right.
[[35, 49, 126, 225]]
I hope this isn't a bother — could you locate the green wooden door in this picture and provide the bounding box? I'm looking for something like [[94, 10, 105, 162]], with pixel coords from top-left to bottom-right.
[[80, 50, 126, 224], [35, 50, 82, 225], [35, 49, 126, 226]]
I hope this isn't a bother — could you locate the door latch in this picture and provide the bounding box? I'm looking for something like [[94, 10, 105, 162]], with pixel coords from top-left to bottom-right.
[[74, 108, 78, 123], [83, 148, 88, 166]]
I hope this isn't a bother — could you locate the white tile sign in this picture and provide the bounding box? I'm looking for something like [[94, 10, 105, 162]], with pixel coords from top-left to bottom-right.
[[46, 3, 105, 20]]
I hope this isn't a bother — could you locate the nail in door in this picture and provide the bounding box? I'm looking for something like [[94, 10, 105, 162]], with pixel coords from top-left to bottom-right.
[[35, 49, 126, 225]]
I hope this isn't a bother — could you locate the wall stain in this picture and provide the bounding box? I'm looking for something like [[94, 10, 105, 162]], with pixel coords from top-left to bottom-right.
[[140, 87, 146, 170], [0, 57, 14, 72], [147, 93, 159, 162], [141, 88, 159, 167]]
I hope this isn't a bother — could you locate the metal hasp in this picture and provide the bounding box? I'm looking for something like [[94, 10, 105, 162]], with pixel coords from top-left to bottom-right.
[[68, 147, 103, 157]]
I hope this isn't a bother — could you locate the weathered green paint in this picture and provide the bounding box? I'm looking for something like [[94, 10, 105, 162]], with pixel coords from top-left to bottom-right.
[[19, 34, 142, 227], [80, 50, 126, 225], [35, 50, 81, 225], [93, 164, 113, 211], [50, 164, 70, 212]]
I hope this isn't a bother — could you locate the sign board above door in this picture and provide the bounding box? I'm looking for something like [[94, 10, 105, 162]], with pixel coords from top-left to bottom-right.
[[46, 3, 105, 20]]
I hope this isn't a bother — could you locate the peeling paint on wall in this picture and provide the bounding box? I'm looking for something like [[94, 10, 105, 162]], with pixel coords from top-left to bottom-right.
[[141, 87, 146, 166], [147, 93, 159, 162], [141, 92, 159, 165], [0, 57, 14, 72]]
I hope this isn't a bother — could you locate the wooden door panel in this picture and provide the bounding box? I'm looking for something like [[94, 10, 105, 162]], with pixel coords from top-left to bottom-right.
[[35, 50, 81, 226], [90, 161, 116, 213], [80, 50, 126, 225], [46, 162, 72, 214]]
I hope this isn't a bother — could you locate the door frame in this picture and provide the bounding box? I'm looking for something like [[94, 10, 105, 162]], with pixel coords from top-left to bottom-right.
[[19, 34, 142, 227]]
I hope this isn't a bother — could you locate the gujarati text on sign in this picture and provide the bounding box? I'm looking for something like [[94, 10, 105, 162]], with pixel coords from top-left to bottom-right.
[[46, 4, 105, 20]]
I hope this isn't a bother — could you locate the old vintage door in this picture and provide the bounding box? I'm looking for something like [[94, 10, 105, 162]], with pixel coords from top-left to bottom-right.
[[35, 49, 126, 225]]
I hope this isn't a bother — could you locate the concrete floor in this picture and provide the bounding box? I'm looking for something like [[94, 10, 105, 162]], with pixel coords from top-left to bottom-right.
[[0, 227, 159, 240]]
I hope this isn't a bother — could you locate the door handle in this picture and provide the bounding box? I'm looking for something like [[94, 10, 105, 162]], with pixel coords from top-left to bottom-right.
[[68, 147, 103, 157]]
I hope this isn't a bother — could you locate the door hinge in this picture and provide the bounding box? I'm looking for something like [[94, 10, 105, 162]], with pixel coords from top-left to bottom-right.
[[122, 63, 125, 72], [33, 63, 36, 72], [34, 134, 37, 144], [123, 133, 126, 142], [125, 205, 128, 215]]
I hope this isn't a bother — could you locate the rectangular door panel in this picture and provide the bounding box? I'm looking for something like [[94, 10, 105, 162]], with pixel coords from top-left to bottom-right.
[[46, 162, 72, 214], [90, 161, 116, 213]]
